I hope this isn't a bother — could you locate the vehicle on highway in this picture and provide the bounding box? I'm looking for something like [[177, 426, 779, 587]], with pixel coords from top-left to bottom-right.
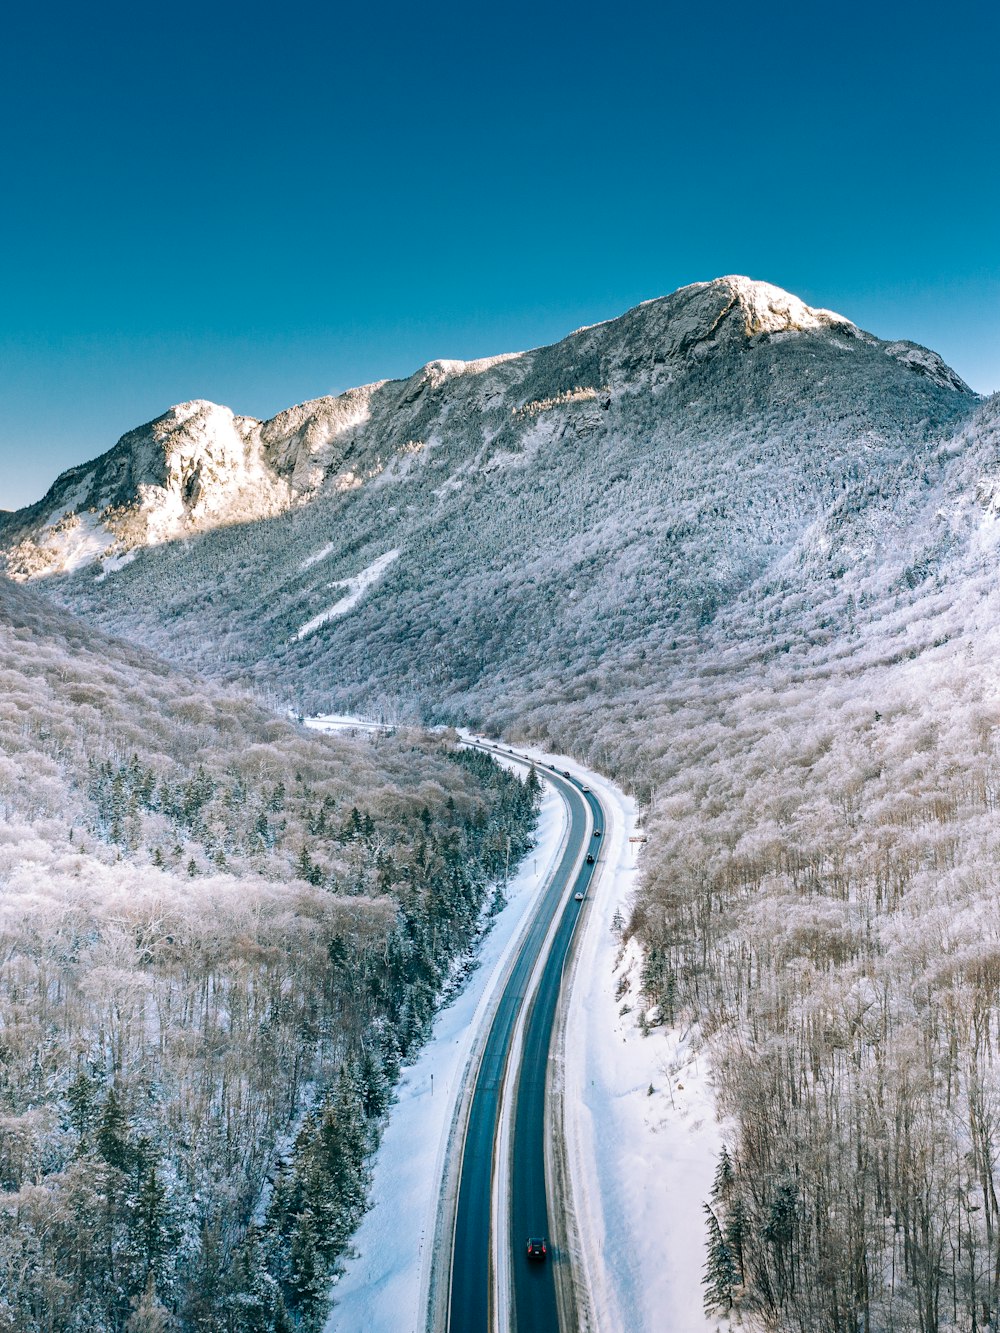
[[582, 784, 590, 792], [594, 829, 602, 837], [563, 769, 571, 777], [586, 853, 595, 864], [526, 1237, 547, 1262], [574, 891, 584, 901]]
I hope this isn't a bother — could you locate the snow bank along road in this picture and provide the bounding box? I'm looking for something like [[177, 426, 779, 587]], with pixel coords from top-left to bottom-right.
[[446, 740, 604, 1333]]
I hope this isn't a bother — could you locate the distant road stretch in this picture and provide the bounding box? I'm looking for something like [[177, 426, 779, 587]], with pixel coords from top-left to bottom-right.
[[447, 742, 605, 1333]]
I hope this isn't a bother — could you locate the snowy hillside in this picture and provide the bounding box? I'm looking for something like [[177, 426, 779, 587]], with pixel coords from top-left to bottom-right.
[[0, 276, 971, 592]]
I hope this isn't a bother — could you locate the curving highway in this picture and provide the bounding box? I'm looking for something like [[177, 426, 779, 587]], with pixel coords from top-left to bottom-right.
[[447, 744, 605, 1333]]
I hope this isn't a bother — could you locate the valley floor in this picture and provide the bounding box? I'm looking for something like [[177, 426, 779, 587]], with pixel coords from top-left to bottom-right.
[[315, 719, 726, 1333]]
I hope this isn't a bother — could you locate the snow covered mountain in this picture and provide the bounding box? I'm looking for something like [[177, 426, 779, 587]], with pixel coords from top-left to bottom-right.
[[3, 275, 974, 730], [0, 276, 970, 587], [0, 391, 380, 578]]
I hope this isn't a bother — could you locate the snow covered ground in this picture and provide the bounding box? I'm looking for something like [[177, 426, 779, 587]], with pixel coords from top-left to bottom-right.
[[37, 510, 112, 574], [295, 549, 399, 640], [323, 775, 568, 1333], [305, 713, 393, 734]]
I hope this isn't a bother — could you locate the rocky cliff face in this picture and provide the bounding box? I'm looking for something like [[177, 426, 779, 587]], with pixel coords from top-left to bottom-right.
[[1, 400, 290, 578]]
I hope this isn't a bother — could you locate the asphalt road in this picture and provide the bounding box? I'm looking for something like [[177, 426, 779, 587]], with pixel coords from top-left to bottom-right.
[[448, 746, 604, 1333], [509, 783, 603, 1333]]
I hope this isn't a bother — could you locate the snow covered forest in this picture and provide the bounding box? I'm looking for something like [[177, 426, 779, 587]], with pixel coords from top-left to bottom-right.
[[5, 276, 1000, 1329], [0, 578, 538, 1330], [633, 530, 1000, 1332]]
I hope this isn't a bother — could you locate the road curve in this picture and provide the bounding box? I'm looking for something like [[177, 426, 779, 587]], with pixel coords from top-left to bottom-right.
[[447, 743, 605, 1333]]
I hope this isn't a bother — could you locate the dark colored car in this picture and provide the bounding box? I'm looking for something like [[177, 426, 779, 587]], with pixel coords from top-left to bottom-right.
[[593, 829, 602, 837], [563, 769, 571, 777], [586, 853, 595, 864], [526, 1237, 547, 1262]]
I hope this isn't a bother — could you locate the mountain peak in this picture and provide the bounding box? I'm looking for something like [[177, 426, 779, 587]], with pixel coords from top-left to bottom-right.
[[691, 275, 856, 336], [155, 398, 232, 425]]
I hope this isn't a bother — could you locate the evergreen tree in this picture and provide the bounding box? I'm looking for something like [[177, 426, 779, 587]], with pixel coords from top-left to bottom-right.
[[97, 1084, 132, 1172], [711, 1144, 735, 1203], [225, 1226, 283, 1333], [286, 1209, 326, 1325], [703, 1203, 737, 1313], [725, 1192, 749, 1284], [67, 1068, 99, 1142], [132, 1148, 179, 1283]]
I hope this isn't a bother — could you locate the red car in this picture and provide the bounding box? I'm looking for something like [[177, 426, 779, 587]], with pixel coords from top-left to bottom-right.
[[526, 1237, 547, 1262]]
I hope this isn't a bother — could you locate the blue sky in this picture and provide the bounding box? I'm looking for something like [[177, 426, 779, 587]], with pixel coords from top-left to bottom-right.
[[1, 0, 996, 509]]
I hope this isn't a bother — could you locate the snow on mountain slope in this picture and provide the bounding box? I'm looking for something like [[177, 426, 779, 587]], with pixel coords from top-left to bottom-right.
[[0, 277, 972, 590], [1, 400, 294, 577], [24, 277, 972, 725], [295, 549, 400, 640]]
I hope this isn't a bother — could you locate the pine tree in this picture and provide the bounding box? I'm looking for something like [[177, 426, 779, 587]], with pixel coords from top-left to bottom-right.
[[286, 1208, 326, 1324], [67, 1068, 99, 1142], [133, 1151, 177, 1282], [703, 1202, 737, 1313], [711, 1144, 735, 1203], [725, 1192, 749, 1284], [97, 1084, 132, 1172], [225, 1226, 283, 1333]]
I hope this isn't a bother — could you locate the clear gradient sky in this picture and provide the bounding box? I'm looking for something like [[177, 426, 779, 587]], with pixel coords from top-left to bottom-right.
[[1, 0, 997, 510]]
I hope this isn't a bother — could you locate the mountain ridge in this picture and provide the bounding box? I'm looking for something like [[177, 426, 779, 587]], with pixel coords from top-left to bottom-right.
[[0, 276, 973, 581]]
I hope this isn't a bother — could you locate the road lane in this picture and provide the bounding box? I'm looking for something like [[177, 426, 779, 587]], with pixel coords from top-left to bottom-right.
[[510, 786, 603, 1333]]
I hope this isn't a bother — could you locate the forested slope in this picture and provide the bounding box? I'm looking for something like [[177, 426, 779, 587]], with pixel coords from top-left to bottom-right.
[[0, 578, 537, 1331]]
